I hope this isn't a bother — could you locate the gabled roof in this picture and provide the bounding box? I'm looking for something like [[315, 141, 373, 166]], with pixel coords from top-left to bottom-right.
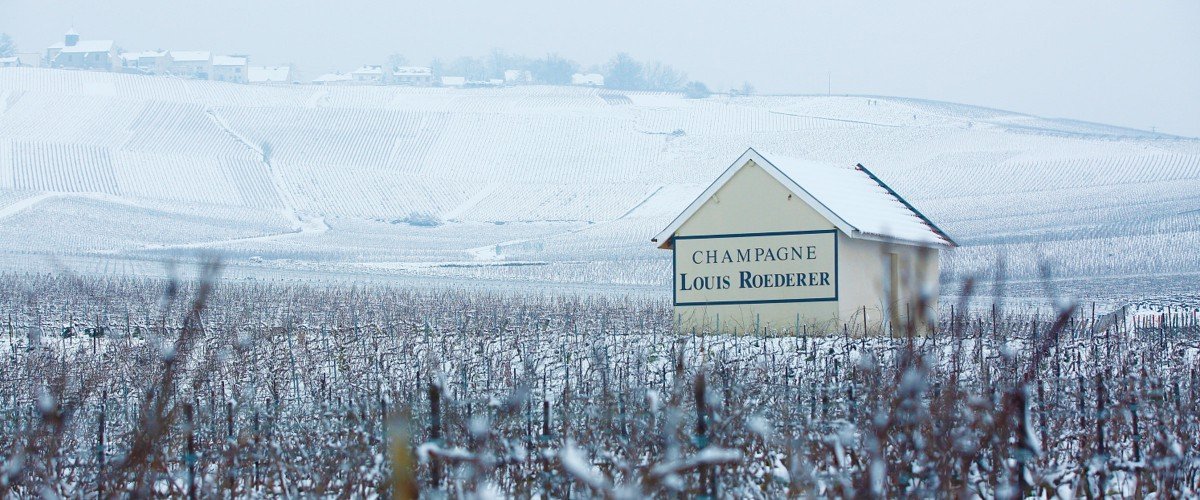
[[352, 65, 383, 75], [248, 66, 291, 83], [652, 148, 956, 249], [312, 73, 353, 83]]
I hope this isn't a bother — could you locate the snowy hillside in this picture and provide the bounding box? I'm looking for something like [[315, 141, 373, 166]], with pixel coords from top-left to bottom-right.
[[1, 67, 1198, 297]]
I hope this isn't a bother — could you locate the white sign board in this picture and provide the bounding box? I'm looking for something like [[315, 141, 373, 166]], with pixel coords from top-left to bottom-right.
[[673, 230, 838, 306]]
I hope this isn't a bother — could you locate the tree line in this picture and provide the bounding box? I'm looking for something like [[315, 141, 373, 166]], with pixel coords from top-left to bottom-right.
[[392, 49, 740, 96]]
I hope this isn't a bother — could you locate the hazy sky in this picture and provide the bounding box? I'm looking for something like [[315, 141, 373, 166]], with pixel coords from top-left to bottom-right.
[[3, 1, 1198, 136]]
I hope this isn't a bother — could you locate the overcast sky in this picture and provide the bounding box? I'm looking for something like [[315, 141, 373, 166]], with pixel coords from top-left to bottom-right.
[[3, 0, 1198, 136]]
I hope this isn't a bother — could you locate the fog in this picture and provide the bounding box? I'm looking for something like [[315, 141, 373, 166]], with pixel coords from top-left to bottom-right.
[[2, 0, 1197, 136]]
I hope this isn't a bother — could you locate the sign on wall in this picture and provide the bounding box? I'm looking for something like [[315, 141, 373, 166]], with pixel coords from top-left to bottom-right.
[[673, 230, 838, 306]]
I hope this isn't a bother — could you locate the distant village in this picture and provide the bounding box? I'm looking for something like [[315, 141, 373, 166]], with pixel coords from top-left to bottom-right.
[[0, 28, 608, 88]]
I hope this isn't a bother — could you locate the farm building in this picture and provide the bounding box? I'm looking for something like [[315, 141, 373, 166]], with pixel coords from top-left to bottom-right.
[[212, 55, 248, 83], [248, 66, 292, 84], [392, 66, 434, 86], [653, 148, 955, 334], [46, 29, 116, 70], [169, 51, 212, 78], [120, 50, 172, 74]]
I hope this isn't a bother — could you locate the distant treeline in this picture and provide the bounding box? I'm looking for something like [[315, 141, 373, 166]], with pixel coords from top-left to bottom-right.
[[395, 50, 748, 96]]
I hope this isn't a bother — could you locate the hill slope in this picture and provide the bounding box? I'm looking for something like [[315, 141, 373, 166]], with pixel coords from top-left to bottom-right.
[[2, 68, 1198, 297]]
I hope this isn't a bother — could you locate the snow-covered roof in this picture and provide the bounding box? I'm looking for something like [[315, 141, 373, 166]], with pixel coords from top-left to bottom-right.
[[170, 51, 211, 62], [352, 65, 383, 75], [504, 69, 530, 82], [127, 50, 168, 59], [571, 73, 604, 86], [312, 73, 353, 83], [394, 66, 432, 76], [652, 148, 955, 248], [440, 76, 466, 86], [0, 56, 20, 64], [248, 66, 291, 83], [213, 55, 247, 66], [53, 40, 115, 54]]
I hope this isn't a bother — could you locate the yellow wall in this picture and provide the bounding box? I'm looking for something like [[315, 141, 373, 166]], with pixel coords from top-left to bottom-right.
[[836, 233, 939, 334], [671, 159, 940, 335], [674, 160, 838, 333]]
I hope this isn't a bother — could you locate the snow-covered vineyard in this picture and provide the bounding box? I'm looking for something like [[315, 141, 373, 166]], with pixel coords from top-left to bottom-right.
[[1, 68, 1200, 295], [0, 273, 1197, 497]]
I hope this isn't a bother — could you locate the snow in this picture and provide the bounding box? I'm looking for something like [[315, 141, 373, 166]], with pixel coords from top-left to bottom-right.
[[248, 66, 291, 83], [0, 67, 1196, 294], [169, 51, 211, 62], [351, 65, 383, 75], [212, 55, 247, 66], [765, 151, 954, 246], [393, 66, 432, 75], [440, 76, 466, 87], [312, 73, 352, 84], [571, 73, 604, 86]]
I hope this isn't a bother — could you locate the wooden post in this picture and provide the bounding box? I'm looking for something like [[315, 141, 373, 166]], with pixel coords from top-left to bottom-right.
[[429, 380, 442, 490], [185, 402, 196, 500]]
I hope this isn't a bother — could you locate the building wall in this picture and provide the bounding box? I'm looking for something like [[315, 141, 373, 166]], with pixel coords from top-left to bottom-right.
[[54, 50, 115, 70], [172, 61, 211, 78], [212, 65, 246, 83], [835, 232, 939, 334], [670, 159, 941, 335], [673, 160, 839, 333]]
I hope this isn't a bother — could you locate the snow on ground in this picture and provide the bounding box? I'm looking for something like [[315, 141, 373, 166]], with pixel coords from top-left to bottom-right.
[[0, 67, 1198, 299]]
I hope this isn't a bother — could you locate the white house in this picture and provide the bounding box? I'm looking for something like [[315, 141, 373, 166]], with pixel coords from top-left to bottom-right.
[[653, 148, 955, 334], [350, 65, 385, 84], [120, 50, 171, 74], [440, 76, 466, 87], [248, 66, 292, 85], [169, 51, 212, 78], [0, 56, 25, 68], [571, 73, 604, 86], [46, 29, 116, 70], [391, 66, 433, 86], [212, 55, 248, 83]]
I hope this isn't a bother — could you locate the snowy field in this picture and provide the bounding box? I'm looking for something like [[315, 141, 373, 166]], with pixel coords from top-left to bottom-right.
[[2, 68, 1200, 301]]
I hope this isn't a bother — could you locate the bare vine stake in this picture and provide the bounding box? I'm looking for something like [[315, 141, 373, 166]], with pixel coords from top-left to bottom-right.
[[185, 402, 196, 500], [96, 391, 106, 497], [1095, 372, 1108, 495], [694, 371, 713, 498], [428, 380, 442, 490], [226, 400, 235, 494]]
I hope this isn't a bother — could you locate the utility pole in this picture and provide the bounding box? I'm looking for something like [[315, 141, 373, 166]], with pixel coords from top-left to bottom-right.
[[827, 71, 831, 96]]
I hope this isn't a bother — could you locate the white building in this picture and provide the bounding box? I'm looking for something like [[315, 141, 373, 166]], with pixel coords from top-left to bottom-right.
[[248, 66, 292, 85], [504, 69, 532, 84], [46, 29, 116, 70], [120, 50, 171, 74], [391, 66, 433, 86], [169, 51, 212, 78], [212, 55, 248, 83], [653, 148, 955, 334], [0, 56, 25, 68], [571, 73, 604, 86], [350, 65, 385, 84], [312, 73, 354, 85], [440, 76, 466, 87]]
